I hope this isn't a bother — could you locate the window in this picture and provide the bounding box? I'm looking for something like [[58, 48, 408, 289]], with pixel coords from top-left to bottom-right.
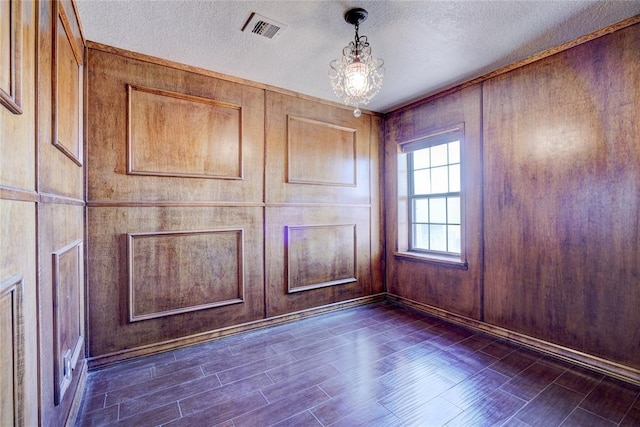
[[397, 127, 465, 266]]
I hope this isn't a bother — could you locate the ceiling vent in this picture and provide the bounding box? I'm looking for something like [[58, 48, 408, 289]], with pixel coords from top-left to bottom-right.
[[242, 12, 287, 39]]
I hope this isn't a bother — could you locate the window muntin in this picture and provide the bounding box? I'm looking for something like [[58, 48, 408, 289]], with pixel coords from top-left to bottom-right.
[[408, 138, 461, 255]]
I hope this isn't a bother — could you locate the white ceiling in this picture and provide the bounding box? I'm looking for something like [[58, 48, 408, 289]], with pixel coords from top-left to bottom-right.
[[75, 1, 640, 113]]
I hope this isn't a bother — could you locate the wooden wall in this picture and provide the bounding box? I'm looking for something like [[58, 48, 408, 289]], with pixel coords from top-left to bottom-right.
[[384, 22, 640, 379], [85, 46, 382, 364], [1, 0, 86, 425], [1, 2, 38, 424]]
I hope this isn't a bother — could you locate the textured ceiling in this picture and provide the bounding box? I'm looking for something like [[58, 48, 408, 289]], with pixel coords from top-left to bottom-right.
[[75, 1, 640, 113]]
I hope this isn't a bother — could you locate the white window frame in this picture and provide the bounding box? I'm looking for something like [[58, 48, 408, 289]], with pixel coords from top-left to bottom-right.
[[395, 124, 468, 269]]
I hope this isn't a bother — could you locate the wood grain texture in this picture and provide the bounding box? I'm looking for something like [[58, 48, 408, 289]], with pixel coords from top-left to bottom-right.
[[265, 206, 372, 317], [52, 239, 84, 405], [0, 275, 24, 427], [36, 1, 87, 423], [265, 91, 371, 205], [38, 0, 83, 199], [127, 85, 242, 179], [0, 0, 22, 114], [86, 47, 264, 203], [483, 23, 640, 370], [384, 84, 483, 319], [37, 203, 85, 425], [52, 0, 83, 166], [287, 116, 356, 186], [127, 230, 245, 321], [0, 1, 38, 425], [286, 224, 357, 293], [86, 206, 265, 358]]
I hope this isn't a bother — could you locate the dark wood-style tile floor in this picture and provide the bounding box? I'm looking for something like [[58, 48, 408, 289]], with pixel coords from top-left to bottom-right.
[[76, 302, 640, 426]]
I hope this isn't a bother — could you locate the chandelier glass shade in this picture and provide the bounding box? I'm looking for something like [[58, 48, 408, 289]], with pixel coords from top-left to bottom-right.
[[329, 8, 384, 117]]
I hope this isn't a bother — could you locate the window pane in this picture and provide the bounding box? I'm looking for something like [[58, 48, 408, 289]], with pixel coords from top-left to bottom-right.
[[431, 166, 448, 194], [413, 224, 429, 249], [413, 199, 429, 222], [449, 164, 460, 193], [447, 197, 460, 224], [430, 144, 448, 167], [429, 224, 447, 252], [429, 198, 446, 223], [413, 169, 430, 194], [448, 225, 461, 254], [448, 140, 460, 164], [413, 148, 429, 169]]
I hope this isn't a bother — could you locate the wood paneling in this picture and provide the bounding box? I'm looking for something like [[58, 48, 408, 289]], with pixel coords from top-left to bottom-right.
[[265, 91, 371, 205], [37, 1, 86, 422], [52, 239, 84, 404], [0, 275, 24, 426], [483, 23, 640, 370], [286, 224, 357, 293], [86, 47, 264, 203], [38, 203, 85, 424], [266, 206, 372, 317], [287, 116, 356, 186], [0, 0, 38, 424], [0, 201, 37, 426], [38, 0, 83, 199], [87, 206, 264, 358], [128, 230, 244, 321], [127, 85, 242, 179], [0, 0, 22, 114], [384, 84, 483, 319], [53, 1, 83, 165]]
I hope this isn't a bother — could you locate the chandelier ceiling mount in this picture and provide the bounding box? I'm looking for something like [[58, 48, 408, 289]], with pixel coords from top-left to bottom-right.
[[328, 7, 384, 117]]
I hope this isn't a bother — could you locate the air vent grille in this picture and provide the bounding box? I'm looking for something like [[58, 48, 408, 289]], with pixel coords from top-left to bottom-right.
[[242, 13, 287, 39]]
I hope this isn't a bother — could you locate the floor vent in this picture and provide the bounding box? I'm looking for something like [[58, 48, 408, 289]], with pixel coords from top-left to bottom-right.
[[242, 13, 287, 39]]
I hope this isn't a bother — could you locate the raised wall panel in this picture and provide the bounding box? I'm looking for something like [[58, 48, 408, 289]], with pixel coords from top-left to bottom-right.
[[266, 206, 371, 317], [287, 116, 356, 186], [52, 240, 84, 405], [128, 85, 241, 179], [86, 47, 264, 203], [0, 275, 24, 426], [37, 202, 85, 425], [286, 224, 356, 293], [53, 1, 82, 166], [265, 91, 370, 205], [87, 206, 264, 359], [483, 23, 640, 370], [128, 229, 244, 321], [0, 0, 22, 114]]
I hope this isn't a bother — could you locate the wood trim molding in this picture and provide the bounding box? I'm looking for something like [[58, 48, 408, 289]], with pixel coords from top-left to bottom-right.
[[127, 229, 245, 322], [0, 0, 22, 114], [87, 294, 385, 369], [286, 115, 357, 187], [0, 186, 38, 202], [0, 274, 25, 425], [52, 0, 83, 166], [285, 224, 358, 293], [126, 84, 243, 180], [63, 360, 87, 427], [39, 193, 84, 206], [52, 240, 84, 405], [86, 201, 266, 208], [387, 293, 640, 386]]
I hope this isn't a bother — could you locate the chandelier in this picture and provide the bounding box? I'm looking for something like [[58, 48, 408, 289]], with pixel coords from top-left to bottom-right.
[[328, 8, 384, 117]]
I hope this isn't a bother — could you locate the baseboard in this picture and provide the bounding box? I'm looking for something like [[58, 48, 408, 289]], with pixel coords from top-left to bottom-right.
[[386, 293, 640, 386], [87, 294, 385, 369], [65, 359, 88, 427]]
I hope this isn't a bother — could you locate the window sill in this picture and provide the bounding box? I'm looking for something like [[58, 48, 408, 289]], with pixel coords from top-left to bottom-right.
[[394, 251, 468, 270]]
